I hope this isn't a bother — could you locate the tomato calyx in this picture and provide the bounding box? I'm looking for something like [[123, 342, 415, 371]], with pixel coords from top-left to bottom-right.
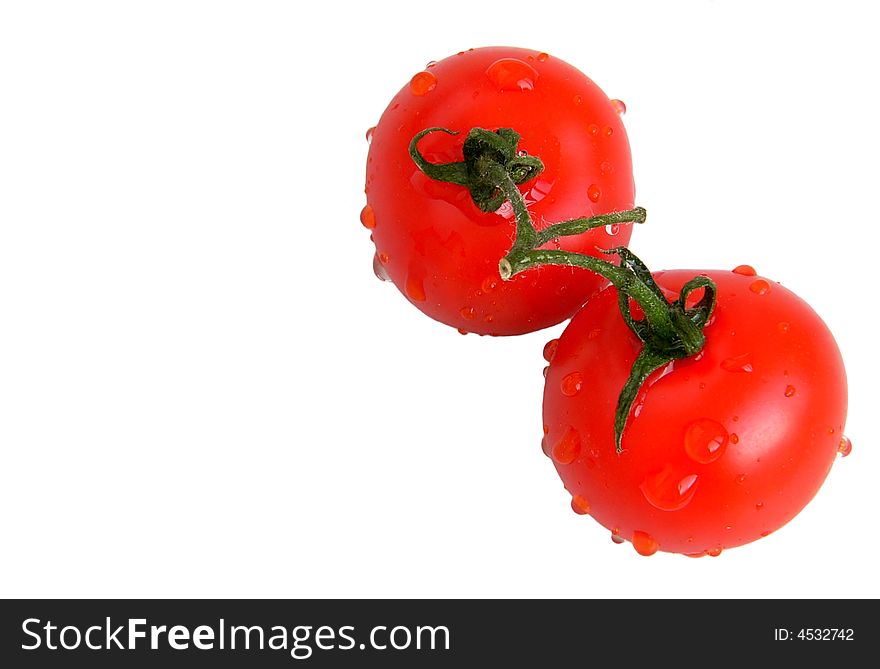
[[409, 127, 545, 216], [410, 125, 718, 453]]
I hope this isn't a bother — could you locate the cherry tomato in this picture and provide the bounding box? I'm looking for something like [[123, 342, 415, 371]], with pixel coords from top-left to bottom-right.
[[364, 47, 635, 335], [542, 267, 848, 556]]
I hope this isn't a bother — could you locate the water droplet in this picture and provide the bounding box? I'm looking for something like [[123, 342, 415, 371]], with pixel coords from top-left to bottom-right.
[[481, 275, 499, 293], [755, 502, 764, 511], [611, 531, 625, 544], [552, 427, 581, 464], [729, 433, 739, 444], [778, 321, 790, 333], [749, 278, 771, 295], [838, 435, 852, 457], [561, 372, 584, 396], [784, 385, 796, 397], [707, 547, 723, 557], [603, 125, 614, 137], [409, 70, 437, 96], [587, 328, 601, 340], [365, 126, 376, 143], [736, 474, 746, 484], [543, 338, 559, 362], [605, 223, 620, 236], [572, 94, 583, 105], [610, 99, 626, 115], [459, 306, 476, 320], [405, 274, 426, 302], [360, 204, 377, 229], [732, 264, 756, 276], [588, 123, 599, 136], [721, 353, 753, 373], [457, 328, 468, 336], [571, 495, 591, 515], [587, 184, 601, 202], [372, 254, 389, 281], [485, 58, 538, 91], [536, 51, 549, 62], [425, 60, 438, 68], [684, 418, 729, 464], [640, 464, 699, 511], [632, 530, 659, 556], [483, 314, 494, 323], [377, 252, 389, 265]]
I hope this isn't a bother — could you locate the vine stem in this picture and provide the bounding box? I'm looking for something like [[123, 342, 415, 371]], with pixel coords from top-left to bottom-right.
[[410, 126, 717, 451]]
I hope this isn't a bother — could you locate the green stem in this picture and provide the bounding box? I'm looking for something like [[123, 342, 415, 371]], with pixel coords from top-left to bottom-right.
[[409, 126, 717, 452]]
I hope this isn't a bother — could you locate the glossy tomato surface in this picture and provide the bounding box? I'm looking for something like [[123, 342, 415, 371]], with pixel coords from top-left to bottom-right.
[[364, 47, 635, 335], [542, 267, 848, 556]]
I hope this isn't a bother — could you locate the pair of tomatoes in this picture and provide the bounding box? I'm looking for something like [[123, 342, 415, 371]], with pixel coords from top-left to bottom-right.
[[362, 47, 848, 556]]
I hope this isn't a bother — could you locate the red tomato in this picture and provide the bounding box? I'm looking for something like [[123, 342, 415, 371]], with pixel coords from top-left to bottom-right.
[[542, 267, 848, 556], [363, 47, 635, 335]]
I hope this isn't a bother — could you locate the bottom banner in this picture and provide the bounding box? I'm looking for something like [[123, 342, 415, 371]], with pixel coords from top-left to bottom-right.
[[0, 599, 867, 666]]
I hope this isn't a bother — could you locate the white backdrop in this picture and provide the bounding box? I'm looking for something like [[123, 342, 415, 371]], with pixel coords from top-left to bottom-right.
[[1, 0, 877, 598]]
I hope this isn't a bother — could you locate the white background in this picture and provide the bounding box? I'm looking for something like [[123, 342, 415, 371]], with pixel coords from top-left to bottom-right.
[[1, 1, 877, 598]]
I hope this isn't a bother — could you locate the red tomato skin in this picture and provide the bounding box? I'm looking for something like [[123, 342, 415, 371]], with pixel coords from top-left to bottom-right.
[[543, 269, 847, 555], [365, 47, 635, 335]]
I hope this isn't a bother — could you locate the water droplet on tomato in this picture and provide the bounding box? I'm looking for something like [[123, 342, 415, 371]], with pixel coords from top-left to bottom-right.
[[778, 321, 790, 333], [729, 433, 739, 444], [610, 99, 626, 115], [749, 278, 771, 295], [838, 435, 852, 457], [360, 204, 377, 229], [603, 125, 614, 137], [572, 94, 583, 105], [543, 338, 559, 362], [561, 372, 584, 396], [457, 328, 468, 336], [425, 60, 438, 68], [536, 51, 549, 62], [640, 464, 699, 511], [588, 123, 599, 136], [632, 531, 659, 556], [784, 384, 796, 397], [736, 474, 746, 484], [755, 502, 764, 511], [588, 328, 602, 340], [571, 495, 591, 515], [485, 58, 538, 91], [732, 264, 756, 276], [552, 427, 581, 464], [611, 529, 624, 544], [405, 274, 426, 302], [587, 184, 601, 202], [481, 275, 498, 293], [409, 70, 437, 96], [372, 254, 389, 281], [707, 547, 723, 557], [721, 353, 753, 373], [684, 418, 729, 464], [605, 223, 620, 236], [365, 126, 376, 143], [459, 306, 476, 320], [541, 435, 551, 457]]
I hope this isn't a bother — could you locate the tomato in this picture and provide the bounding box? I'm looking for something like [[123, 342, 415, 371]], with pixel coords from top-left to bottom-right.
[[363, 47, 635, 335], [541, 267, 848, 556]]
